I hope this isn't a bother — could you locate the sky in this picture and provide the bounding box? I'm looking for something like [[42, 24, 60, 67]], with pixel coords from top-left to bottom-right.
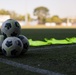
[[0, 0, 76, 18]]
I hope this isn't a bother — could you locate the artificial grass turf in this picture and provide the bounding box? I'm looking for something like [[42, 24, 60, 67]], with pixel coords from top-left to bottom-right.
[[21, 28, 76, 46], [0, 62, 43, 75], [0, 45, 76, 75], [0, 28, 76, 75], [21, 29, 76, 40]]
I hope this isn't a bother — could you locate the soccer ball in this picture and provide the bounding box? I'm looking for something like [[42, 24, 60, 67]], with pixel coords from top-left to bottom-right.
[[1, 19, 21, 37], [18, 35, 29, 54], [0, 35, 5, 52], [2, 37, 23, 57]]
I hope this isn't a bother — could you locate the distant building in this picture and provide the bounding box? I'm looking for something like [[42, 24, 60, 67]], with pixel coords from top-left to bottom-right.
[[45, 22, 56, 26]]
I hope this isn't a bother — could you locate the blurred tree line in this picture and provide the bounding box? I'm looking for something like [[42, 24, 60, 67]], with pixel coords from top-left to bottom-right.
[[0, 8, 72, 24], [33, 6, 69, 24], [0, 9, 25, 21]]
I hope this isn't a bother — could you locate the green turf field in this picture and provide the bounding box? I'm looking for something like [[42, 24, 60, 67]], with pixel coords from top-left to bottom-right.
[[0, 62, 42, 75], [0, 28, 76, 75], [21, 29, 76, 40], [0, 45, 76, 75]]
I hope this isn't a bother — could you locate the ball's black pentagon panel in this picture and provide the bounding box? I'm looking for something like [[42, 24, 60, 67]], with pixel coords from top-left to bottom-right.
[[5, 23, 11, 29], [11, 49, 18, 56], [2, 49, 7, 56], [5, 40, 12, 47]]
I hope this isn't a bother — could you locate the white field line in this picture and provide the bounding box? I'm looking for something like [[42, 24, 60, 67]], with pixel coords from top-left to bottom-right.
[[28, 44, 76, 51], [0, 58, 65, 75]]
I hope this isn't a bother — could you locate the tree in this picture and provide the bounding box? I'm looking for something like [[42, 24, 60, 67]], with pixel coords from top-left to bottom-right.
[[62, 18, 67, 22], [33, 6, 49, 24], [27, 13, 31, 21], [51, 15, 62, 24], [0, 9, 30, 21], [0, 9, 10, 15], [16, 15, 25, 21], [46, 17, 52, 22], [9, 11, 17, 19]]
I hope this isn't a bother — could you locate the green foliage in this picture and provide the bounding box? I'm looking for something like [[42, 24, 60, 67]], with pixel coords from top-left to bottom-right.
[[33, 6, 49, 24], [62, 18, 67, 22], [21, 29, 76, 40], [17, 15, 25, 21], [10, 11, 25, 21], [46, 15, 62, 23], [27, 14, 31, 21], [46, 18, 52, 22], [0, 9, 25, 21], [0, 9, 10, 15], [34, 6, 49, 16], [51, 15, 62, 24]]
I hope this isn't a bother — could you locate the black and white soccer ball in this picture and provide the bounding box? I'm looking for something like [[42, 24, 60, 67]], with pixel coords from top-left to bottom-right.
[[18, 35, 29, 54], [2, 37, 23, 57], [0, 35, 5, 52], [1, 19, 21, 37]]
